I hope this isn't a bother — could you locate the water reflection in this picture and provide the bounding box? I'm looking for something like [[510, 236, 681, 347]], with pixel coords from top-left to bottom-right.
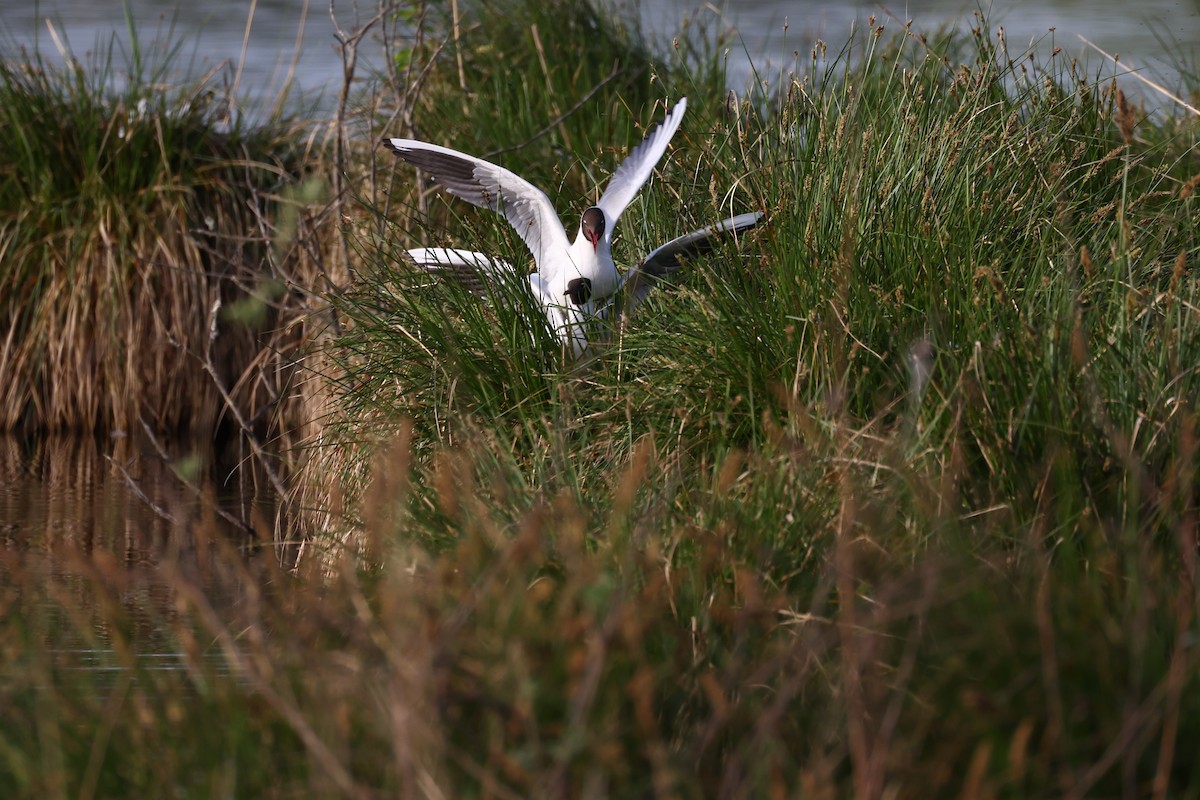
[[0, 434, 283, 565], [0, 434, 289, 685]]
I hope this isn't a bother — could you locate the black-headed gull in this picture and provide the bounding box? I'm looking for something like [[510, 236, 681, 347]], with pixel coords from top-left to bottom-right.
[[383, 99, 689, 345], [403, 211, 764, 354]]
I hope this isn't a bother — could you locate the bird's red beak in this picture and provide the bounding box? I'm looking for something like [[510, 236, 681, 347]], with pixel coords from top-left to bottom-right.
[[588, 231, 600, 252]]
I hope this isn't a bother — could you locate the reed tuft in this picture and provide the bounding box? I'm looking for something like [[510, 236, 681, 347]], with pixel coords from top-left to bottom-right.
[[0, 28, 328, 439]]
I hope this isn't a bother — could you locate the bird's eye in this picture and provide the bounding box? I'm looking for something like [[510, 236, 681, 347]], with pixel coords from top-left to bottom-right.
[[565, 278, 592, 305]]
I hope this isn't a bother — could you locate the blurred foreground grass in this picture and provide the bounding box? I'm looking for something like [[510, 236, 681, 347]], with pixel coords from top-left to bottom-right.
[[4, 0, 1200, 796]]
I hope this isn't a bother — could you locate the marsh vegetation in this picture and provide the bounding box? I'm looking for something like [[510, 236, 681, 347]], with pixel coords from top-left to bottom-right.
[[2, 0, 1200, 796]]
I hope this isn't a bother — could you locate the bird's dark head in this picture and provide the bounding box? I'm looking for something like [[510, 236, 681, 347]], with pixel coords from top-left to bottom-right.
[[565, 277, 593, 306], [580, 206, 606, 251]]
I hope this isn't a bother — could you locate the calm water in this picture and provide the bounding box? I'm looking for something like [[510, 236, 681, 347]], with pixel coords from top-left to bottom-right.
[[636, 0, 1200, 91], [1, 0, 1197, 111], [0, 434, 282, 559], [0, 435, 286, 650]]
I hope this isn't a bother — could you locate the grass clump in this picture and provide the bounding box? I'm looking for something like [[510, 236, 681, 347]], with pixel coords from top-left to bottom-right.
[[0, 25, 324, 437]]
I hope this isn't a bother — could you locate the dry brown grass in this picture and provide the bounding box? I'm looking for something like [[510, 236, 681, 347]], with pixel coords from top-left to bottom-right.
[[0, 48, 350, 453]]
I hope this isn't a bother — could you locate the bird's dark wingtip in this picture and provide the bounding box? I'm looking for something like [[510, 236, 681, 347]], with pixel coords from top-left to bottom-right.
[[380, 138, 401, 153]]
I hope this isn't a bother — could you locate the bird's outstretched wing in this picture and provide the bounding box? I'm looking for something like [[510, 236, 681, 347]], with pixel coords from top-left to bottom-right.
[[384, 140, 571, 268], [403, 248, 516, 294], [599, 211, 764, 320], [405, 248, 589, 357], [595, 98, 688, 227]]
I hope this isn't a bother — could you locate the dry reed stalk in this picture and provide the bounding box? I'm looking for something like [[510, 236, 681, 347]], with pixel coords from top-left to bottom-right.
[[1078, 36, 1200, 119]]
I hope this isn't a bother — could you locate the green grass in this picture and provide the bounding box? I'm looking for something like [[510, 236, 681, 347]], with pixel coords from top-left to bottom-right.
[[4, 0, 1200, 797]]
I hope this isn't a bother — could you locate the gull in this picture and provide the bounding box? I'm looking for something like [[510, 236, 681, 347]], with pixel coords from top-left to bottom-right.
[[383, 98, 689, 348], [384, 99, 763, 355], [403, 211, 764, 354]]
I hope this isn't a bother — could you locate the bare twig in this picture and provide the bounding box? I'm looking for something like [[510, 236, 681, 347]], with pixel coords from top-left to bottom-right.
[[107, 457, 180, 526], [230, 0, 259, 120], [136, 417, 258, 536], [330, 1, 404, 272], [450, 0, 467, 97]]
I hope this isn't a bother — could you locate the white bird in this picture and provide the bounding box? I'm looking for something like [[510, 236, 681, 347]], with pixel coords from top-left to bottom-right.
[[403, 211, 764, 354], [383, 98, 690, 351]]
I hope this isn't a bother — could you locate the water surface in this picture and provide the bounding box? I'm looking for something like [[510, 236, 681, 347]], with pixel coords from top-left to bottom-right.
[[0, 435, 285, 684], [1, 0, 1197, 111], [637, 0, 1200, 90]]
